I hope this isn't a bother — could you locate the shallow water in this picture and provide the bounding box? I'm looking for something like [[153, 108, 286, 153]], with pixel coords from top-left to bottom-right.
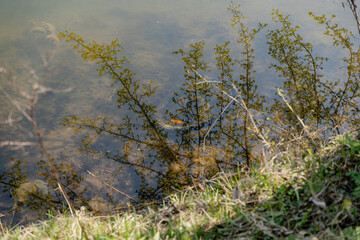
[[0, 0, 356, 226]]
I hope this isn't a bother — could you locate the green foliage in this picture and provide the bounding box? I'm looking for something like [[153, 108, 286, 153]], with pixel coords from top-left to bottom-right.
[[338, 134, 360, 158], [0, 158, 28, 195], [310, 12, 360, 130], [227, 3, 266, 165], [169, 41, 219, 179], [343, 226, 360, 238], [58, 31, 183, 198], [266, 10, 328, 132], [171, 41, 212, 149], [347, 171, 360, 198]]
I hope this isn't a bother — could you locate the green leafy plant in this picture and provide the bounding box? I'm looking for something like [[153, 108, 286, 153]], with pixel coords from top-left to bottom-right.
[[266, 10, 329, 135], [346, 171, 360, 198], [338, 134, 360, 158]]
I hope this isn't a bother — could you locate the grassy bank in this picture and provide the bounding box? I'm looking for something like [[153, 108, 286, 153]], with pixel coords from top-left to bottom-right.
[[2, 132, 360, 239]]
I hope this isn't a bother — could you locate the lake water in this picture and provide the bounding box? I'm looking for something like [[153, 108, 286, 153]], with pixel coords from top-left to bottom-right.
[[0, 0, 356, 226]]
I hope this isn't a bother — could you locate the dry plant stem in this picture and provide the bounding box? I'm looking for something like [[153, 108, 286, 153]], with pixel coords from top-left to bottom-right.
[[347, 0, 360, 35], [0, 85, 32, 122], [202, 99, 235, 152], [85, 170, 135, 200], [192, 68, 273, 150], [3, 113, 23, 125], [231, 82, 272, 148], [277, 88, 315, 145], [0, 216, 4, 235], [57, 183, 74, 216], [34, 95, 73, 209], [74, 215, 89, 240], [8, 218, 24, 232], [28, 95, 76, 215], [1, 80, 76, 214]]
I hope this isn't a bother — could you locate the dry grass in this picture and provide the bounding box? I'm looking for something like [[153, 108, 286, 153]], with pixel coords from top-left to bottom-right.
[[2, 131, 360, 239]]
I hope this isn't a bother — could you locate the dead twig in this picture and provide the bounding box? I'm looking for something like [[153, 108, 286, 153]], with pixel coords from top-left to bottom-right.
[[1, 67, 76, 215], [85, 170, 135, 201], [28, 93, 76, 214], [276, 88, 316, 145], [346, 0, 360, 35], [191, 68, 273, 151], [0, 214, 5, 235]]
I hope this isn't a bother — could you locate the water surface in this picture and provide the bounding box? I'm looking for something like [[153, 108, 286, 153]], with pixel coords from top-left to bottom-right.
[[0, 0, 356, 226]]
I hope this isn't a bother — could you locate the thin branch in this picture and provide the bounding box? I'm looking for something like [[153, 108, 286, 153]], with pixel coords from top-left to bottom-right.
[[203, 98, 235, 152], [2, 112, 23, 126], [347, 0, 360, 35], [109, 154, 167, 177], [276, 88, 316, 144], [0, 214, 5, 235], [85, 170, 135, 201], [1, 73, 77, 214], [57, 182, 74, 216], [0, 85, 33, 123], [191, 68, 273, 150], [28, 93, 76, 214]]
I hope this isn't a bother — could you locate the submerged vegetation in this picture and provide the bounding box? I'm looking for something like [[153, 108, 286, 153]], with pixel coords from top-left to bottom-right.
[[2, 1, 360, 238]]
